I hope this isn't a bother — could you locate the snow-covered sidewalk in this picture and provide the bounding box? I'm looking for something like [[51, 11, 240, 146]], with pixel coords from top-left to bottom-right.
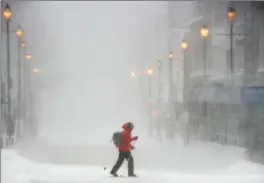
[[3, 139, 264, 183]]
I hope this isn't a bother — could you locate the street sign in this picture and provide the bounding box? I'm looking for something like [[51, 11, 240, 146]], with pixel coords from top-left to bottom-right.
[[241, 86, 264, 103]]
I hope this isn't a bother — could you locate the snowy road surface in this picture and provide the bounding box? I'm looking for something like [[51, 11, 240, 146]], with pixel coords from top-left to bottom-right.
[[3, 139, 264, 183]]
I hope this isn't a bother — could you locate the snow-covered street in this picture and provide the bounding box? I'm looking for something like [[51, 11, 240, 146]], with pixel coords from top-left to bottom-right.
[[2, 1, 264, 183], [3, 139, 264, 183]]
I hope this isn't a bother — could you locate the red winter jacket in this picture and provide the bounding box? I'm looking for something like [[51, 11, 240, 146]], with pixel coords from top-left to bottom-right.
[[118, 123, 135, 152]]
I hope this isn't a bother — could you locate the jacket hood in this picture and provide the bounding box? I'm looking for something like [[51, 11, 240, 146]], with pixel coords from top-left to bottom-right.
[[122, 122, 133, 132]]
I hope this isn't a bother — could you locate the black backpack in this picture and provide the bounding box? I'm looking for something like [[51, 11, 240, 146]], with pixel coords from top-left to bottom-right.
[[112, 131, 122, 147]]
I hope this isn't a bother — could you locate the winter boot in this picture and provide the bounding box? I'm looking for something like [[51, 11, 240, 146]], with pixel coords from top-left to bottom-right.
[[128, 173, 137, 177], [110, 171, 118, 177]]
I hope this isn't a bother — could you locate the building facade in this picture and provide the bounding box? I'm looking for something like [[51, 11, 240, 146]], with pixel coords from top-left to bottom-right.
[[182, 1, 264, 148]]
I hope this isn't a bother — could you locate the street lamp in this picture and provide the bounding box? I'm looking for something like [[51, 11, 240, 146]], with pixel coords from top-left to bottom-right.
[[168, 51, 174, 60], [167, 50, 175, 139], [157, 60, 163, 100], [147, 68, 153, 137], [168, 50, 174, 94], [21, 41, 26, 48], [16, 26, 24, 126], [147, 69, 153, 76], [16, 26, 23, 38], [131, 72, 136, 78], [157, 60, 163, 137], [20, 40, 27, 126], [3, 4, 12, 21], [181, 40, 189, 113], [24, 53, 33, 131], [227, 6, 236, 22], [32, 68, 40, 74], [24, 53, 32, 95], [3, 4, 13, 142], [25, 54, 32, 60], [200, 25, 209, 77], [147, 68, 152, 97], [181, 40, 188, 50], [200, 25, 209, 38], [157, 60, 163, 69], [227, 6, 236, 74], [168, 50, 174, 108]]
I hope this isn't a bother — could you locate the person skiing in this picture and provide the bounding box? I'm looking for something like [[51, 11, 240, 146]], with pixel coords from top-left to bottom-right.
[[110, 122, 138, 177]]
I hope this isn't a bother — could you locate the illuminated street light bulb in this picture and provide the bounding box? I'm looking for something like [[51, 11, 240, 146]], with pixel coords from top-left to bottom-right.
[[131, 72, 136, 77], [157, 60, 162, 69], [147, 69, 153, 75], [3, 4, 12, 21], [16, 26, 23, 38], [25, 54, 32, 60], [21, 41, 26, 48], [32, 68, 40, 74], [227, 6, 236, 21], [168, 51, 174, 60], [200, 25, 209, 38], [181, 40, 188, 50]]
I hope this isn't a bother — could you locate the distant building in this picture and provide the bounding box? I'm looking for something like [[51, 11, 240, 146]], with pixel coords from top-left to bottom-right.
[[181, 1, 264, 147]]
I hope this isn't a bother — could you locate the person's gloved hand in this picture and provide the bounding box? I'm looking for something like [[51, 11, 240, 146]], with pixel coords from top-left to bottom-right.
[[133, 136, 138, 141]]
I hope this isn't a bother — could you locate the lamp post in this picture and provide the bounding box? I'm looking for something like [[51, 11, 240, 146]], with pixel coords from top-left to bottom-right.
[[200, 25, 210, 139], [157, 60, 163, 102], [147, 69, 152, 99], [3, 4, 13, 143], [181, 40, 189, 144], [227, 6, 236, 74], [15, 26, 24, 136], [20, 41, 26, 115], [168, 51, 174, 103], [147, 68, 153, 136], [157, 60, 163, 139], [19, 41, 27, 127], [24, 54, 32, 136], [31, 68, 39, 137], [200, 25, 209, 77], [181, 40, 188, 103], [25, 54, 32, 98], [167, 51, 174, 139]]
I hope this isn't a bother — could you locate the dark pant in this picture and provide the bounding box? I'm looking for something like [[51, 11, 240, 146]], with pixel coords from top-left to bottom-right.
[[110, 151, 134, 175]]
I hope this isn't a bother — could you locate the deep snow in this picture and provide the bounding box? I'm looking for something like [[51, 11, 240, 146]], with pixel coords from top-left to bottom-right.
[[2, 138, 264, 183]]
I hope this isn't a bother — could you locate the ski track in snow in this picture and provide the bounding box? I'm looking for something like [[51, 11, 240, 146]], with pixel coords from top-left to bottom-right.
[[2, 139, 264, 183]]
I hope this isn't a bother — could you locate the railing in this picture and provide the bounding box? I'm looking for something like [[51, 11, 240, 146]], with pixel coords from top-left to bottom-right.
[[186, 101, 248, 146]]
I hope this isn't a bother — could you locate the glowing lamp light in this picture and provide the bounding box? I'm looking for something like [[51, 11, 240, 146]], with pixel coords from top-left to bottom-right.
[[157, 60, 163, 68], [227, 6, 236, 21], [16, 26, 24, 38], [168, 51, 174, 59], [3, 4, 12, 21], [200, 25, 209, 38], [181, 40, 188, 50], [25, 54, 32, 60], [147, 69, 153, 75], [21, 41, 26, 48]]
